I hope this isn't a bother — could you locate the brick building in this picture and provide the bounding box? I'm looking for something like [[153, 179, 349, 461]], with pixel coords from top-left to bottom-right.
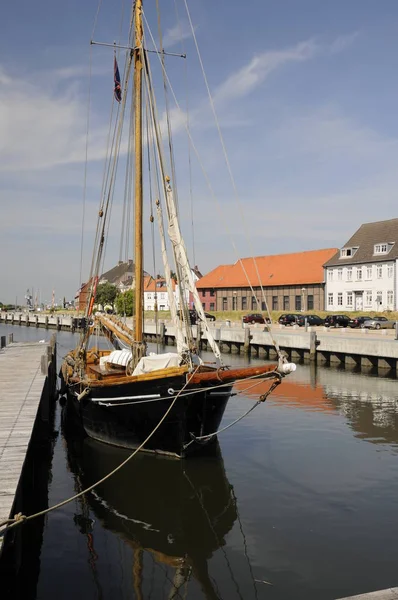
[[196, 248, 337, 313]]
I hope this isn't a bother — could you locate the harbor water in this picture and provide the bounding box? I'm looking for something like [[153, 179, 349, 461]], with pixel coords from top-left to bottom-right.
[[1, 323, 398, 600]]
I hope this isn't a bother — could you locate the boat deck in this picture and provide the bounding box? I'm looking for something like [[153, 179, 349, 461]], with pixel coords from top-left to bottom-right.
[[0, 342, 48, 551]]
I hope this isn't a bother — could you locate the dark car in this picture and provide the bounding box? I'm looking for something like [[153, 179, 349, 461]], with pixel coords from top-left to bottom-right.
[[296, 314, 325, 327], [348, 316, 369, 329], [242, 313, 271, 325], [324, 314, 350, 328], [278, 313, 301, 326], [187, 309, 216, 324]]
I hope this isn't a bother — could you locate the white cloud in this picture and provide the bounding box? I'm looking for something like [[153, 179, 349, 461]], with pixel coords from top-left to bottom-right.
[[213, 40, 318, 106], [329, 31, 359, 55], [0, 65, 110, 172], [162, 20, 194, 49]]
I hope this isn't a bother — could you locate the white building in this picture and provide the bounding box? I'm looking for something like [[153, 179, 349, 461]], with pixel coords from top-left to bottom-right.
[[324, 218, 398, 312], [143, 277, 176, 311]]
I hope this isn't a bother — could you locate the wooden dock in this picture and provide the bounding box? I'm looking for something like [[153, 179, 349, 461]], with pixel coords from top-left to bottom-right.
[[337, 588, 398, 599], [0, 337, 56, 554]]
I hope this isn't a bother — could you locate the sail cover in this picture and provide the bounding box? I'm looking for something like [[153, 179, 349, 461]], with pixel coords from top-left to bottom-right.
[[164, 179, 222, 363]]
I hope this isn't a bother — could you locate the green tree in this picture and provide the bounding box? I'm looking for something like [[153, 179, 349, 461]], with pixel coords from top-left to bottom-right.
[[115, 289, 135, 316], [95, 282, 118, 307]]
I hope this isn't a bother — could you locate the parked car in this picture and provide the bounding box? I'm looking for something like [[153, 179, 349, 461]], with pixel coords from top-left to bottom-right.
[[348, 316, 369, 329], [324, 314, 350, 328], [180, 309, 216, 324], [362, 316, 396, 330], [242, 313, 271, 325], [278, 313, 301, 326], [296, 314, 325, 327]]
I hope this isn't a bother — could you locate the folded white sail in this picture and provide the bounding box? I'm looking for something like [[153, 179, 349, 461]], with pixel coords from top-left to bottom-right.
[[164, 179, 222, 364]]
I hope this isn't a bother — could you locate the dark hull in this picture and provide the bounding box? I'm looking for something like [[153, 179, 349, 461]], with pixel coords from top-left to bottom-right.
[[66, 374, 232, 458]]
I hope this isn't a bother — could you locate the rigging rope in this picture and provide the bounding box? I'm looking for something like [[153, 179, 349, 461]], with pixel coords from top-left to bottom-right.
[[182, 0, 280, 349]]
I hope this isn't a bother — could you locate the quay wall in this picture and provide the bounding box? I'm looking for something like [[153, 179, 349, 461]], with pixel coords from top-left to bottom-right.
[[1, 312, 398, 374]]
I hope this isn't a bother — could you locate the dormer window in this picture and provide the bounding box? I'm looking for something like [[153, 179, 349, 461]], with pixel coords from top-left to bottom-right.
[[340, 247, 358, 259], [374, 242, 393, 255]]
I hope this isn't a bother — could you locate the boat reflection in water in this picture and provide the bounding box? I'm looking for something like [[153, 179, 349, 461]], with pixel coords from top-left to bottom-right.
[[63, 417, 237, 599]]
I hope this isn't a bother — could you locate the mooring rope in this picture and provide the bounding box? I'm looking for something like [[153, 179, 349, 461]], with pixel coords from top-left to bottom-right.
[[0, 365, 200, 537]]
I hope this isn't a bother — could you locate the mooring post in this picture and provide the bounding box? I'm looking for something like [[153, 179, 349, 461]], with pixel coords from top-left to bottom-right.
[[0, 336, 6, 349], [25, 314, 30, 327], [305, 317, 308, 332], [310, 331, 317, 362], [243, 327, 251, 356], [18, 313, 22, 326], [395, 321, 398, 341], [45, 316, 49, 329], [8, 333, 13, 344], [159, 321, 166, 345], [35, 314, 39, 328]]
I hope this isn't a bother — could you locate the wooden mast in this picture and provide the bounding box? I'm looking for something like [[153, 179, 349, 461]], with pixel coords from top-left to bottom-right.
[[133, 0, 144, 341]]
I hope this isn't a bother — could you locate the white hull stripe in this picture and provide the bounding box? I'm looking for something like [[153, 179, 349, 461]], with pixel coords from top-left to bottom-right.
[[91, 394, 161, 402]]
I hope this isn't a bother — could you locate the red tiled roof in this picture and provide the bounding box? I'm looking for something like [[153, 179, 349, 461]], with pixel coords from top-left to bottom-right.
[[197, 248, 338, 288], [143, 276, 175, 292]]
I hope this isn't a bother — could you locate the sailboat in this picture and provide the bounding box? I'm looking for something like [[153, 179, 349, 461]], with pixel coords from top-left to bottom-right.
[[61, 0, 295, 458]]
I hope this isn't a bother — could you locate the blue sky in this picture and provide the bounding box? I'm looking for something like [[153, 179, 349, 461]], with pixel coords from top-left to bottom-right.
[[1, 0, 397, 304]]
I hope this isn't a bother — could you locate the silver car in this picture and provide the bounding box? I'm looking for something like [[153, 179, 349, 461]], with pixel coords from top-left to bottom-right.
[[363, 316, 396, 330]]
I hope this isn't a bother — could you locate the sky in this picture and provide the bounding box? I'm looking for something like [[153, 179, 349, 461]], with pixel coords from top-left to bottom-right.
[[1, 0, 397, 305]]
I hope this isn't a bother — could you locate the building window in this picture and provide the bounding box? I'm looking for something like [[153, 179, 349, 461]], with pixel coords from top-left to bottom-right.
[[147, 294, 152, 300], [347, 292, 353, 307], [242, 297, 247, 310], [347, 268, 352, 281], [365, 291, 372, 306], [295, 295, 301, 311], [160, 293, 165, 299], [283, 296, 290, 310], [357, 268, 362, 280], [376, 291, 383, 305], [328, 293, 333, 306], [232, 296, 237, 310], [251, 296, 257, 310], [337, 293, 343, 306], [272, 296, 278, 310], [261, 301, 267, 311], [210, 302, 215, 311], [202, 303, 206, 309], [374, 243, 388, 255], [307, 295, 314, 310], [387, 290, 394, 306], [338, 269, 342, 281], [210, 289, 215, 297], [366, 266, 372, 279], [222, 297, 227, 310], [328, 270, 333, 281], [377, 265, 383, 278], [388, 265, 393, 278], [202, 290, 207, 297], [340, 247, 358, 258]]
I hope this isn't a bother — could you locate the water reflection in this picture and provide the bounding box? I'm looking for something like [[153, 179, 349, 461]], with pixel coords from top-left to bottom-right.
[[235, 366, 398, 449], [63, 417, 238, 599]]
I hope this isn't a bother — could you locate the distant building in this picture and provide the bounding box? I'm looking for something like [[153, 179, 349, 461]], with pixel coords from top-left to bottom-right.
[[143, 277, 175, 311], [324, 218, 398, 312], [99, 260, 149, 292], [196, 248, 338, 312]]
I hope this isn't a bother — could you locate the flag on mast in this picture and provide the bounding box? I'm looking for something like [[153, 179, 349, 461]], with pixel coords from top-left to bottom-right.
[[114, 56, 122, 103]]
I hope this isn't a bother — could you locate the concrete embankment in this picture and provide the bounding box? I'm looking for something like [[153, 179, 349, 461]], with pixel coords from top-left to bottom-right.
[[1, 312, 398, 374]]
